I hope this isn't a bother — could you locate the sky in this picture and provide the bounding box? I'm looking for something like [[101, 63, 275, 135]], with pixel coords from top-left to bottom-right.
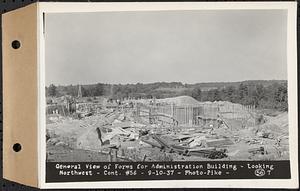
[[45, 10, 287, 86]]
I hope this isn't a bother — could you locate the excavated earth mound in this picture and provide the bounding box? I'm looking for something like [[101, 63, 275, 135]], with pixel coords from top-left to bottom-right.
[[157, 96, 201, 106]]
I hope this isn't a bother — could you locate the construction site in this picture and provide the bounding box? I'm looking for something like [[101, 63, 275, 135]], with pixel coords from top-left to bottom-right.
[[46, 86, 289, 162]]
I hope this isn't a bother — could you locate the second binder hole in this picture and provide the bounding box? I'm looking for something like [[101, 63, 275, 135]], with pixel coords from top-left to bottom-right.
[[13, 143, 22, 152], [11, 40, 21, 49]]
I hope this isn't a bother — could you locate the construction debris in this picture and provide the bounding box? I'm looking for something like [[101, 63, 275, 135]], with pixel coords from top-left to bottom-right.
[[205, 138, 234, 147], [248, 147, 265, 155]]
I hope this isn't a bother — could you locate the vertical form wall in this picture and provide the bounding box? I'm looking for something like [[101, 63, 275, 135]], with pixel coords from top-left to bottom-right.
[[135, 102, 255, 127]]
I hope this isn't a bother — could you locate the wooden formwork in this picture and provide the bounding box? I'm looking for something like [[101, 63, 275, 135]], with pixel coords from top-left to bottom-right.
[[135, 102, 256, 127], [46, 104, 69, 116]]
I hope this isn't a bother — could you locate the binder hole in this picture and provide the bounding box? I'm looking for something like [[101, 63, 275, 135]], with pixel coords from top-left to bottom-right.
[[11, 40, 21, 49], [13, 143, 22, 152]]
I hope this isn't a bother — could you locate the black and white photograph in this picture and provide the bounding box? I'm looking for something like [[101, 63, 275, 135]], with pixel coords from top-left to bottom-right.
[[45, 9, 290, 163]]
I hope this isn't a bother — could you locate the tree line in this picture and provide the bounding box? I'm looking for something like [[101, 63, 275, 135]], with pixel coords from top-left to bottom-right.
[[46, 80, 288, 111], [190, 82, 287, 111]]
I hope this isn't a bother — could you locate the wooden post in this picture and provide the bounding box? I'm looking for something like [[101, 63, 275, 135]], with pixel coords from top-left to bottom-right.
[[142, 154, 147, 161], [114, 149, 118, 162], [108, 149, 112, 162], [189, 106, 193, 126], [149, 107, 153, 124], [233, 104, 235, 119], [61, 105, 66, 116], [171, 104, 174, 118], [185, 106, 187, 125]]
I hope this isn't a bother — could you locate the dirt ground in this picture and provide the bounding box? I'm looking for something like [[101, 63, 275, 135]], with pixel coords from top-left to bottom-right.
[[46, 97, 289, 162]]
